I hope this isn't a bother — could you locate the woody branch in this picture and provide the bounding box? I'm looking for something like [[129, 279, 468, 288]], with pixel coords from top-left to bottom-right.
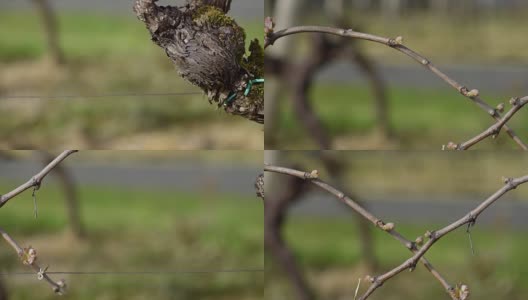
[[265, 23, 527, 150], [0, 150, 77, 294], [451, 96, 528, 150], [264, 165, 528, 300], [358, 174, 528, 300], [0, 228, 66, 294], [0, 150, 78, 208], [263, 165, 457, 299]]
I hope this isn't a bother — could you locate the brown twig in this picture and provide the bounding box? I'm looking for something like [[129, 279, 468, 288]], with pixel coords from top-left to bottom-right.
[[0, 150, 78, 208], [265, 165, 528, 299], [265, 25, 527, 150], [451, 96, 528, 150], [358, 175, 528, 300], [264, 165, 457, 300], [0, 228, 66, 294], [0, 150, 77, 294], [314, 152, 378, 270]]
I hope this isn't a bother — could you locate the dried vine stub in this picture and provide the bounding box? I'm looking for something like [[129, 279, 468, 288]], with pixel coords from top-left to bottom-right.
[[255, 173, 264, 199], [134, 0, 264, 123]]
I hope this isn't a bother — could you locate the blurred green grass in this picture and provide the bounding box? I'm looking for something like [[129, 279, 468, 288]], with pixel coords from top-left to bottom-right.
[[0, 12, 262, 62], [352, 11, 528, 65], [276, 83, 528, 149], [295, 11, 528, 65], [267, 215, 528, 300], [0, 181, 263, 300], [279, 151, 528, 199]]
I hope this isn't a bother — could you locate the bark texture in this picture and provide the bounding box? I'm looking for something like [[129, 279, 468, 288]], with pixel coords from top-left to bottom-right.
[[134, 0, 263, 123]]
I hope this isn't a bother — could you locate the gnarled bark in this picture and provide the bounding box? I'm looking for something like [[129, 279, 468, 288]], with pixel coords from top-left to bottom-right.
[[134, 0, 263, 123]]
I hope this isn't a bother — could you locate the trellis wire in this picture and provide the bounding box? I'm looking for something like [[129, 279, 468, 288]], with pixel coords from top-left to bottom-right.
[[1, 151, 263, 292], [0, 91, 202, 101], [0, 268, 264, 276]]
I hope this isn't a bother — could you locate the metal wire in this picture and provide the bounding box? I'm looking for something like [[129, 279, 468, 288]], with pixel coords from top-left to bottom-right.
[[0, 268, 264, 276], [0, 92, 203, 100]]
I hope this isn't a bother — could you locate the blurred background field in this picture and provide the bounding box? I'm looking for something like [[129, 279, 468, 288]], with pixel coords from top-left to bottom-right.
[[0, 1, 263, 149], [265, 151, 528, 299], [265, 0, 528, 149], [0, 151, 263, 300]]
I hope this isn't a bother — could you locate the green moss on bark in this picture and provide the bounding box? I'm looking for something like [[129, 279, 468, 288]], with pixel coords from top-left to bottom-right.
[[244, 39, 264, 78], [193, 6, 239, 28], [192, 6, 264, 123], [241, 40, 264, 106]]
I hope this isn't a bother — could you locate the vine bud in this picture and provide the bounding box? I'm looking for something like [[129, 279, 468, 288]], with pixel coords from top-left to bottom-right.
[[22, 246, 37, 265], [382, 222, 395, 231], [264, 17, 275, 34], [445, 142, 458, 150], [496, 103, 505, 113], [466, 89, 479, 97], [509, 97, 520, 106], [455, 283, 470, 300]]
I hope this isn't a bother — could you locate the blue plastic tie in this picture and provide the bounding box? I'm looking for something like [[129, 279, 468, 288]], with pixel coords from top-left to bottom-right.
[[225, 92, 238, 106], [244, 78, 265, 96], [223, 78, 264, 106]]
